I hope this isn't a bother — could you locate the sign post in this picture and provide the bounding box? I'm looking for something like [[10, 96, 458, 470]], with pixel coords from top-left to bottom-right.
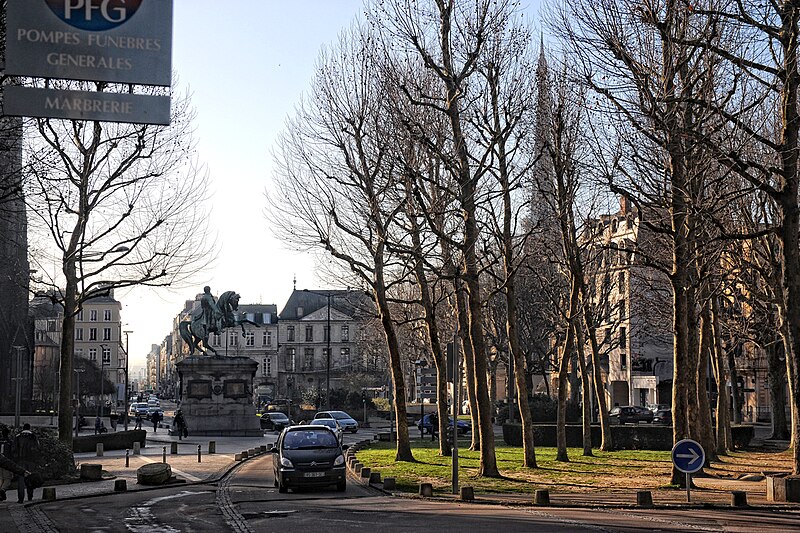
[[671, 439, 705, 503]]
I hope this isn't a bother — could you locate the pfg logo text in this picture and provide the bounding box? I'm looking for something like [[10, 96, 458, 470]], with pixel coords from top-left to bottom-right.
[[46, 0, 143, 32]]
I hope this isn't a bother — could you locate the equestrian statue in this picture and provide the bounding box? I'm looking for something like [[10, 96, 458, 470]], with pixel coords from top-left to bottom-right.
[[179, 286, 258, 355]]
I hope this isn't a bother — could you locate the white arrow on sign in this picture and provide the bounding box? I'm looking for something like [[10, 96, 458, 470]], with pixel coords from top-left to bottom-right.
[[676, 448, 700, 465]]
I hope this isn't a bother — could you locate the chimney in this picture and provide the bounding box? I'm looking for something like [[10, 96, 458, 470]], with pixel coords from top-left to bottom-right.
[[619, 195, 631, 214]]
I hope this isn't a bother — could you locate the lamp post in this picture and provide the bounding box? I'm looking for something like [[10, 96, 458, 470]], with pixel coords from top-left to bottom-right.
[[415, 358, 428, 439], [74, 366, 85, 437], [302, 289, 354, 410], [123, 331, 133, 431]]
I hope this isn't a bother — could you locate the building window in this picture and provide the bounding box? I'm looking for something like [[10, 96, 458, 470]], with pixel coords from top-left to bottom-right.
[[620, 352, 627, 370], [297, 306, 304, 317], [287, 325, 295, 342], [287, 348, 296, 372], [212, 333, 221, 347], [229, 333, 238, 346], [89, 348, 97, 361], [305, 325, 314, 342], [341, 325, 349, 342], [303, 348, 314, 371], [619, 299, 626, 321], [102, 347, 111, 364], [340, 347, 351, 365], [75, 348, 83, 358], [618, 271, 625, 291], [89, 328, 97, 341], [75, 328, 83, 341], [323, 325, 330, 342], [619, 326, 627, 351], [266, 357, 272, 376], [77, 310, 83, 321], [90, 310, 97, 321], [263, 330, 273, 347], [104, 309, 112, 321], [103, 327, 111, 341], [245, 331, 255, 347]]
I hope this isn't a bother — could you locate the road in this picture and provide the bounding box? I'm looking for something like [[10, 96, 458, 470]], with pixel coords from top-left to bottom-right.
[[25, 450, 799, 533]]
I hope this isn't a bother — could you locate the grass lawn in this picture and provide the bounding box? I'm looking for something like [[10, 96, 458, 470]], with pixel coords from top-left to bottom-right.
[[356, 439, 673, 494]]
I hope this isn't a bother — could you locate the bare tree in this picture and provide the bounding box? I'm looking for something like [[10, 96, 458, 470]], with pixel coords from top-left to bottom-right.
[[24, 83, 212, 445]]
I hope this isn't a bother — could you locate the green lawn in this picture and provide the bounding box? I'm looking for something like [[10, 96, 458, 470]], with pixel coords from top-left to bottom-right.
[[356, 440, 672, 494]]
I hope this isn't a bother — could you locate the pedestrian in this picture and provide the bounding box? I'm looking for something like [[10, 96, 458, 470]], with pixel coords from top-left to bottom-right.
[[152, 411, 161, 433], [134, 413, 143, 431], [109, 412, 118, 432], [94, 416, 102, 435], [429, 412, 439, 442], [173, 410, 186, 441], [0, 448, 28, 503], [13, 424, 38, 503]]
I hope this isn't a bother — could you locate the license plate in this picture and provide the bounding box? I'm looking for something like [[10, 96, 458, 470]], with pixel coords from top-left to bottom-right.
[[304, 472, 325, 478]]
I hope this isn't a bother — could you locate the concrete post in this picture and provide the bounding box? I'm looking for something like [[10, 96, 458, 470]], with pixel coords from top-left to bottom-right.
[[534, 489, 550, 505], [208, 441, 216, 454], [96, 443, 104, 457]]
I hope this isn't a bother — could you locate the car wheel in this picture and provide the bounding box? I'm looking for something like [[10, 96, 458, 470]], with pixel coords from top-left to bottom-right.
[[278, 480, 288, 494], [336, 481, 346, 492]]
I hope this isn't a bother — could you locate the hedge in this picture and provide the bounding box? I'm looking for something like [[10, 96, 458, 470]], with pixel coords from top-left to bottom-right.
[[502, 423, 754, 451], [73, 430, 147, 453]]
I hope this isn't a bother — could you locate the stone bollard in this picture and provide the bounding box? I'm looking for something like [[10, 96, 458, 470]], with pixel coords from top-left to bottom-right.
[[259, 445, 267, 453], [731, 491, 748, 507], [460, 486, 475, 501], [419, 483, 433, 497], [234, 453, 244, 461], [534, 489, 550, 505], [197, 445, 202, 463], [162, 446, 167, 463], [133, 441, 141, 455], [354, 463, 363, 474], [241, 450, 249, 459], [170, 442, 178, 455], [369, 472, 381, 484], [360, 467, 372, 480], [80, 464, 103, 481], [96, 443, 104, 457], [42, 487, 56, 501], [383, 477, 396, 491], [637, 491, 653, 508], [125, 449, 130, 468], [208, 441, 216, 454], [114, 479, 127, 492]]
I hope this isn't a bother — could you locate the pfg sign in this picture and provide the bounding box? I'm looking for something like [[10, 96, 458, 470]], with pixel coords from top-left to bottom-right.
[[5, 0, 172, 86], [46, 0, 143, 32]]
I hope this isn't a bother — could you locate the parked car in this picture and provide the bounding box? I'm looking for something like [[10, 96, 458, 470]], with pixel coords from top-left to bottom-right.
[[313, 411, 359, 433], [609, 406, 654, 424], [312, 418, 344, 444], [272, 425, 347, 493], [415, 413, 471, 436], [260, 411, 293, 431], [129, 402, 149, 418], [652, 408, 671, 424]]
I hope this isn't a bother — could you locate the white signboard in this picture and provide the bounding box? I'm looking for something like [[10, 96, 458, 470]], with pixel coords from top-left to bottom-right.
[[5, 0, 173, 86], [4, 86, 171, 125]]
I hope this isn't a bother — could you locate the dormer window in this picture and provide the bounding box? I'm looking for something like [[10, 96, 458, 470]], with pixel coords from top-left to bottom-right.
[[297, 306, 304, 317]]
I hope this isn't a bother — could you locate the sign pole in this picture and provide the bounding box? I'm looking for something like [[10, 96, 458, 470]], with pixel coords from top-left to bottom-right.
[[686, 472, 690, 503], [672, 438, 704, 504]]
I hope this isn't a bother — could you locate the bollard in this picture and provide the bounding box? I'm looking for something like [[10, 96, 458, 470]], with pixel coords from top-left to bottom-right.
[[42, 487, 56, 501], [125, 449, 130, 468], [369, 472, 381, 484], [259, 445, 267, 453], [197, 444, 202, 463], [241, 450, 249, 459], [96, 443, 104, 457], [114, 480, 127, 492], [234, 453, 244, 461], [534, 489, 550, 505], [419, 483, 433, 497], [460, 486, 475, 501], [637, 491, 653, 507], [383, 477, 396, 491], [360, 467, 372, 480], [162, 446, 167, 464], [133, 441, 141, 455], [354, 463, 363, 474], [170, 442, 178, 455], [731, 491, 748, 507], [208, 441, 216, 454]]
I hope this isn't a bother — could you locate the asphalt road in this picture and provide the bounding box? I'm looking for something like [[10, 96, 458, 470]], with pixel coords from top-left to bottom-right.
[[29, 454, 800, 533]]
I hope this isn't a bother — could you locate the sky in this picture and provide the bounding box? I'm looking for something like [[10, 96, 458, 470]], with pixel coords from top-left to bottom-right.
[[117, 0, 543, 374]]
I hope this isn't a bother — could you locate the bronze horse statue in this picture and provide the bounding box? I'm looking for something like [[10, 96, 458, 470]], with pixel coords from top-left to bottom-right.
[[179, 290, 258, 355]]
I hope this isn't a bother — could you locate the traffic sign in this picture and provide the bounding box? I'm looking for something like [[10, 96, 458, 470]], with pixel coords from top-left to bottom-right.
[[672, 439, 705, 474]]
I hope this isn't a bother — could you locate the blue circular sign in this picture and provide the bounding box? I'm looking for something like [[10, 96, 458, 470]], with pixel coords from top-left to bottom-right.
[[671, 439, 705, 474], [45, 0, 143, 32]]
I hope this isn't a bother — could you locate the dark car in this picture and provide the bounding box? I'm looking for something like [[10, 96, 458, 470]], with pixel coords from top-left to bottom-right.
[[415, 413, 471, 436], [261, 411, 293, 431], [313, 411, 359, 433], [652, 408, 671, 424], [272, 426, 347, 493], [609, 406, 654, 424]]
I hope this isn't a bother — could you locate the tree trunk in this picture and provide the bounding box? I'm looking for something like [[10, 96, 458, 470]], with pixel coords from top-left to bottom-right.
[[582, 306, 612, 450], [557, 278, 581, 462], [710, 296, 732, 453], [697, 300, 717, 462], [507, 282, 537, 467], [456, 282, 480, 451], [574, 322, 593, 456], [768, 340, 790, 440], [58, 269, 78, 445], [728, 349, 743, 425]]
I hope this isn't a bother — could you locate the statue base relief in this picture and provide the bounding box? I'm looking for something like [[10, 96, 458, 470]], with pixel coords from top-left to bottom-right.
[[176, 356, 263, 437]]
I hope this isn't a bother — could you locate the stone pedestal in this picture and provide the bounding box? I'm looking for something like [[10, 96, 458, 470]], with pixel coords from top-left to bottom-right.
[[177, 356, 262, 436]]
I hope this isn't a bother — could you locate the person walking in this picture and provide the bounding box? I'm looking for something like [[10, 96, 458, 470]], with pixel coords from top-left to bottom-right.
[[94, 416, 102, 435], [152, 411, 162, 433], [173, 410, 186, 441], [109, 411, 118, 432], [13, 424, 38, 503], [134, 413, 143, 430]]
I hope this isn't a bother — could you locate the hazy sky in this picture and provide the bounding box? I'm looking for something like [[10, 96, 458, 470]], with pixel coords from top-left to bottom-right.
[[119, 0, 543, 373]]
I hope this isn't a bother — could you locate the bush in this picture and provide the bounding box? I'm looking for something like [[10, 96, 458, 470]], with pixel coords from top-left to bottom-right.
[[496, 394, 581, 425], [72, 430, 146, 453], [0, 423, 75, 481], [502, 422, 674, 450]]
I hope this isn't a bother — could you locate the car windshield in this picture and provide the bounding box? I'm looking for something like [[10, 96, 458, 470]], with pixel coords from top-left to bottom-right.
[[282, 430, 338, 450], [316, 420, 337, 428], [330, 412, 350, 420], [270, 413, 288, 420]]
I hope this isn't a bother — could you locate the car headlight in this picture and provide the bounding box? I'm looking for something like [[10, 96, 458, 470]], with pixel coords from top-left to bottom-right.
[[280, 457, 294, 468], [334, 454, 345, 466]]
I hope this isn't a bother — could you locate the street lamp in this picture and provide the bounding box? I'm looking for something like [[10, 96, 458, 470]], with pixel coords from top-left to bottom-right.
[[302, 289, 355, 410], [122, 331, 132, 431], [74, 366, 85, 437]]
